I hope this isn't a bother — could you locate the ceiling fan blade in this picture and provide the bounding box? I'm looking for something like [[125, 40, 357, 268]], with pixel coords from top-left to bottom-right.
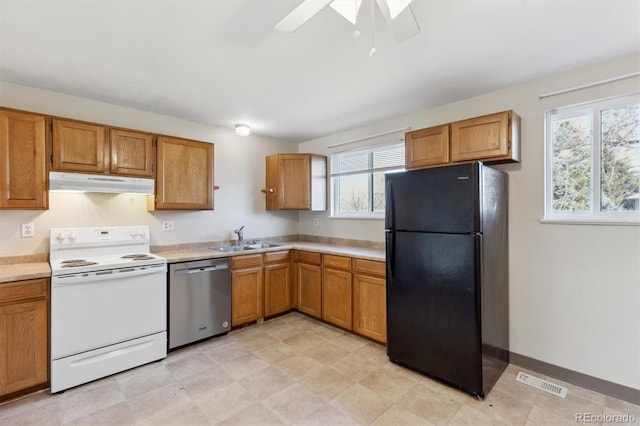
[[329, 0, 363, 25], [386, 0, 413, 19], [275, 0, 335, 32], [375, 0, 420, 41]]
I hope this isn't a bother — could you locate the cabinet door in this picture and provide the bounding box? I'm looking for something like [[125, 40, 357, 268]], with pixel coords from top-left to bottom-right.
[[0, 110, 48, 209], [405, 124, 450, 169], [322, 267, 352, 330], [0, 299, 48, 396], [231, 267, 263, 326], [297, 263, 322, 318], [264, 262, 291, 317], [155, 136, 214, 210], [279, 154, 310, 209], [451, 111, 512, 163], [52, 118, 106, 173], [109, 129, 154, 177], [353, 273, 387, 343]]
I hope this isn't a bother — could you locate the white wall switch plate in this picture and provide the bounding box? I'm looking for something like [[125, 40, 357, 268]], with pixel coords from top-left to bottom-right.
[[314, 218, 320, 226], [21, 223, 35, 238], [161, 220, 175, 231]]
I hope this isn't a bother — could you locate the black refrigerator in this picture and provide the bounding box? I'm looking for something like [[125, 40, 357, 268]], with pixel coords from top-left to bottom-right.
[[385, 162, 509, 398]]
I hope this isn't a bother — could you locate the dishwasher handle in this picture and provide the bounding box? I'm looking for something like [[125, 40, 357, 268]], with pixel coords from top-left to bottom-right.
[[174, 263, 229, 275]]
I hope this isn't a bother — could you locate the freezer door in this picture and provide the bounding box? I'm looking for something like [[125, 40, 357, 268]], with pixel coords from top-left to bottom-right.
[[385, 163, 480, 233], [386, 231, 482, 395]]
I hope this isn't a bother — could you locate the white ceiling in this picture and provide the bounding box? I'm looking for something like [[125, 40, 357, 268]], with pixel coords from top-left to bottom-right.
[[1, 0, 638, 142]]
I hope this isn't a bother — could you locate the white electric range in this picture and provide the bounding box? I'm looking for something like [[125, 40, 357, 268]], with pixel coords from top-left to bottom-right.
[[49, 226, 167, 393]]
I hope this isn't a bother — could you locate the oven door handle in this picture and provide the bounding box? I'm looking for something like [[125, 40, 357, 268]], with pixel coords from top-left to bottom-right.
[[52, 264, 167, 287]]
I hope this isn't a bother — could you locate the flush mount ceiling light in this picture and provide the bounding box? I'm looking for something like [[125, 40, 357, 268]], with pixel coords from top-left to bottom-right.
[[275, 0, 419, 56], [235, 123, 251, 136]]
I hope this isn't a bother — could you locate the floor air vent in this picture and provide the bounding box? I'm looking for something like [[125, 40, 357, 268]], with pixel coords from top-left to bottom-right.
[[515, 371, 568, 398]]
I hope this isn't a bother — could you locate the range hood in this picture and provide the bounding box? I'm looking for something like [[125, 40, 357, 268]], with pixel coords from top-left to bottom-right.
[[49, 171, 155, 195]]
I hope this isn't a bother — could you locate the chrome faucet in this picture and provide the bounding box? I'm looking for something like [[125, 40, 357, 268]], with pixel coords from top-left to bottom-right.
[[234, 225, 245, 245]]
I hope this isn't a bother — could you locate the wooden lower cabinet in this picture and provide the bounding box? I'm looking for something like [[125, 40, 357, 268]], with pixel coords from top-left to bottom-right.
[[232, 251, 294, 326], [264, 251, 291, 317], [230, 249, 386, 344], [322, 267, 352, 330], [231, 254, 264, 326], [321, 255, 352, 330], [296, 251, 322, 319], [0, 278, 49, 400], [353, 272, 387, 343]]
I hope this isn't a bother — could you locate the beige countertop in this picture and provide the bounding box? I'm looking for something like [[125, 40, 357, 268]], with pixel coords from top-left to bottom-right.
[[0, 241, 385, 283], [154, 241, 385, 263], [0, 262, 51, 283]]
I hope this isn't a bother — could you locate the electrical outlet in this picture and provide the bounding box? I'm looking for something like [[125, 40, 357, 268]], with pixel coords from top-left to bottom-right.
[[21, 223, 35, 238], [161, 220, 175, 231]]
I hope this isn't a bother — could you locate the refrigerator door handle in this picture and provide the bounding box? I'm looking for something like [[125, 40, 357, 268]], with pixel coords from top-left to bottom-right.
[[386, 231, 395, 279], [385, 179, 395, 230]]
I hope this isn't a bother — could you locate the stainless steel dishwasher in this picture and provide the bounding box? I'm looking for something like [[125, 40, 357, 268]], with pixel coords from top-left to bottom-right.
[[168, 258, 231, 350]]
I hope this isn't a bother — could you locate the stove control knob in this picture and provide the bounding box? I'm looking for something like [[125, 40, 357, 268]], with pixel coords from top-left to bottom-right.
[[66, 231, 76, 241], [130, 229, 139, 238], [56, 232, 66, 242], [137, 229, 146, 238]]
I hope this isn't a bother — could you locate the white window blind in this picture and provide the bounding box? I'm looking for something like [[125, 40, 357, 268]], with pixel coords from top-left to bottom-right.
[[330, 143, 405, 177], [329, 142, 405, 217]]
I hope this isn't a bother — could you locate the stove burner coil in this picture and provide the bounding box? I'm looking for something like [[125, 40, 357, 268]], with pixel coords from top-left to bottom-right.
[[121, 254, 153, 259], [61, 261, 98, 268]]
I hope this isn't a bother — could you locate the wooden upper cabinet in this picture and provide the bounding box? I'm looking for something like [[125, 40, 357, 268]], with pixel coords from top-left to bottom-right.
[[109, 128, 154, 177], [404, 110, 521, 170], [451, 110, 520, 164], [153, 136, 215, 210], [264, 153, 327, 211], [0, 109, 48, 210], [405, 124, 450, 170], [51, 119, 156, 178], [52, 118, 106, 173]]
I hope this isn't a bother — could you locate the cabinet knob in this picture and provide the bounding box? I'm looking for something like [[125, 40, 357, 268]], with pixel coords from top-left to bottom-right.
[[261, 187, 276, 195]]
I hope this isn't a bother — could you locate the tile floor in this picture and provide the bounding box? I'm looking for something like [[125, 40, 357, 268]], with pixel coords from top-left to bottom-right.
[[1, 312, 638, 425]]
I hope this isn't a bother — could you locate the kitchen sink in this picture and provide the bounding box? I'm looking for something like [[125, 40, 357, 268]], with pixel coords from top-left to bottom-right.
[[214, 243, 282, 252], [246, 243, 282, 249], [215, 245, 255, 252]]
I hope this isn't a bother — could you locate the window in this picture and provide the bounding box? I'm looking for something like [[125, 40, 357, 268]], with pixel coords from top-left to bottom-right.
[[544, 93, 640, 223], [330, 143, 405, 218]]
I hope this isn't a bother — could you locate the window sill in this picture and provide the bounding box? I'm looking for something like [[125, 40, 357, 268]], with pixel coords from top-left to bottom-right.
[[329, 214, 385, 220], [539, 218, 640, 226]]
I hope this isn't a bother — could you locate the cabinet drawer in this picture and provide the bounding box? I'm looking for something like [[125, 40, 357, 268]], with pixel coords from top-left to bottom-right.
[[0, 278, 48, 304], [231, 254, 262, 269], [353, 259, 386, 277], [296, 251, 321, 265], [323, 254, 351, 270], [264, 250, 290, 264]]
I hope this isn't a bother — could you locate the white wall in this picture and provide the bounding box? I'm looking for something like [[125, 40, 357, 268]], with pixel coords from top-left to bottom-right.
[[299, 52, 640, 390], [0, 82, 299, 255]]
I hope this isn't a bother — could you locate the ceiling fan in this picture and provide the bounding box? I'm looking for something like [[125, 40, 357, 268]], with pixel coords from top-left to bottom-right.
[[275, 0, 420, 43]]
